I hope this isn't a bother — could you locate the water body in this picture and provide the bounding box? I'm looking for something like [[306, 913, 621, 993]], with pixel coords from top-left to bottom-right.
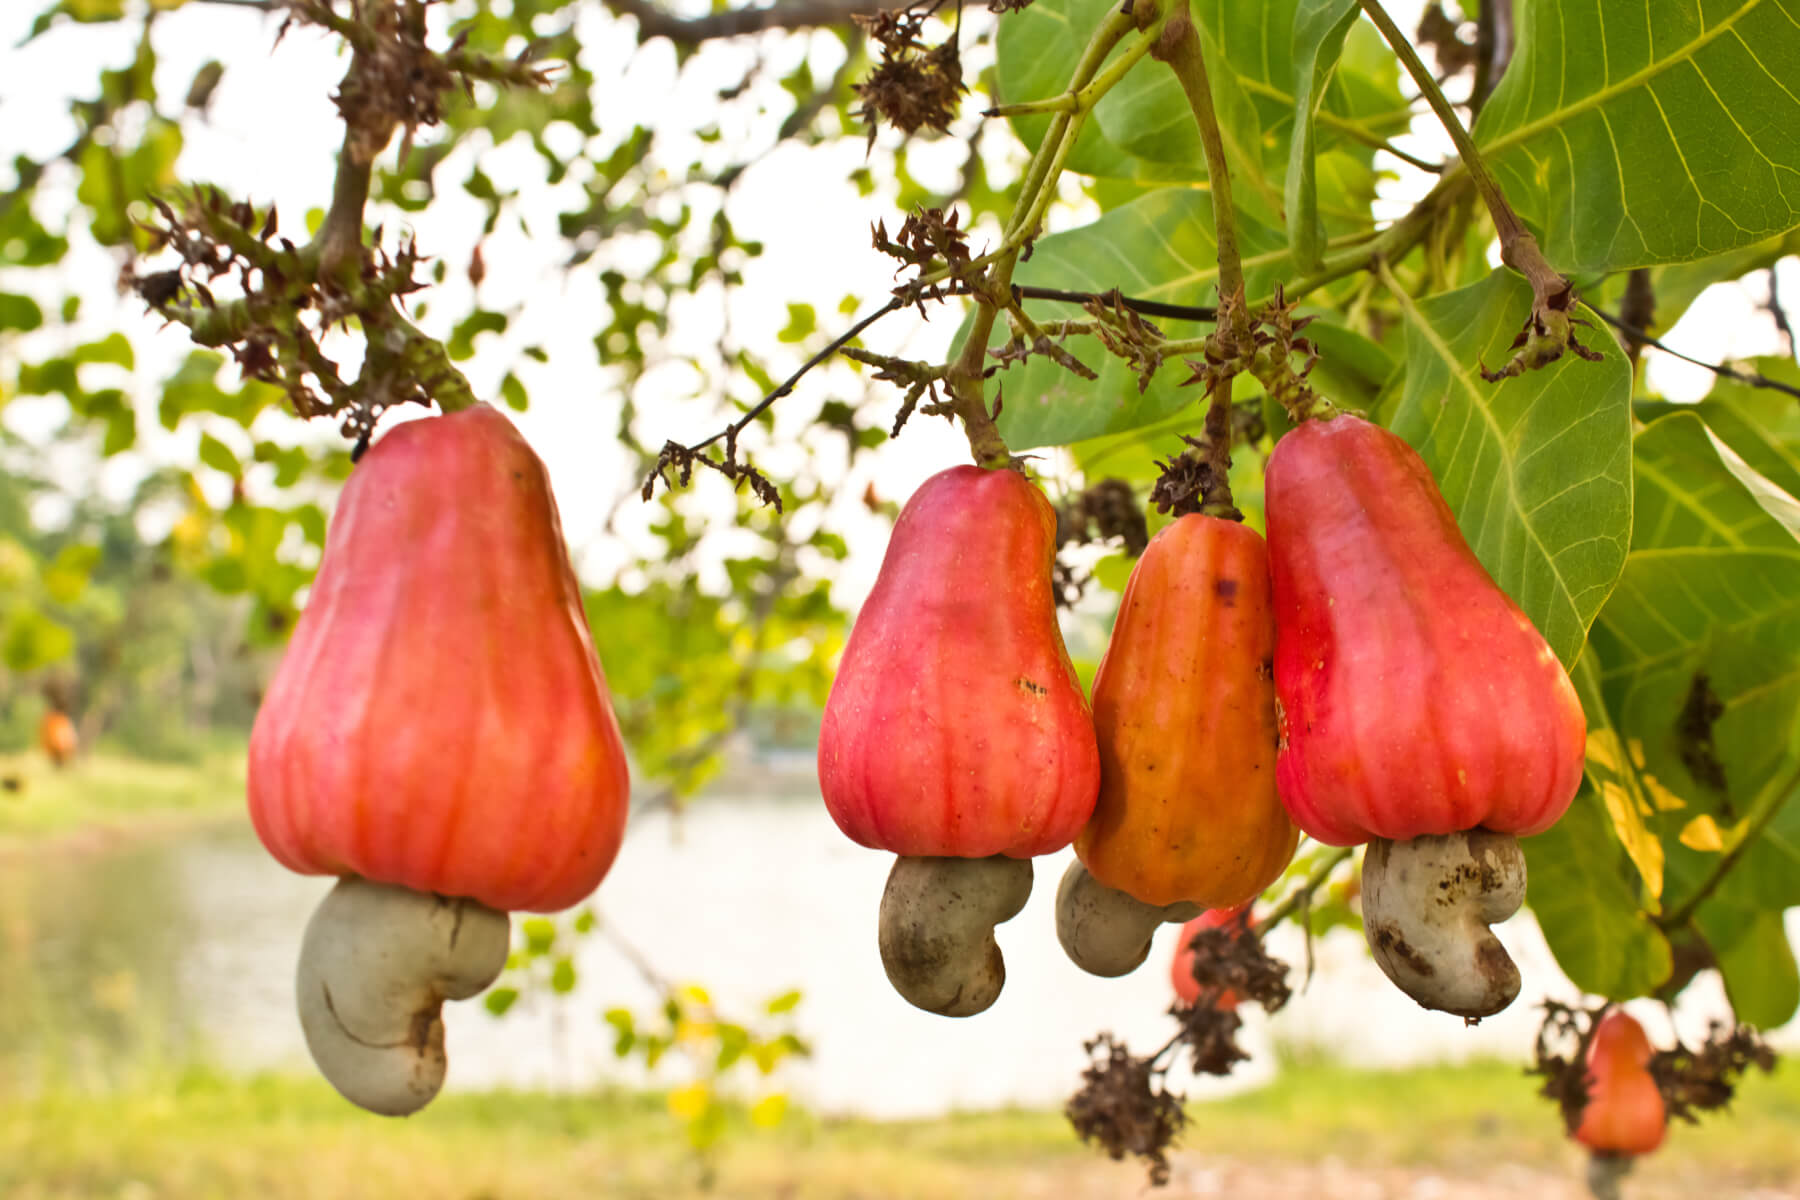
[[0, 794, 1783, 1118]]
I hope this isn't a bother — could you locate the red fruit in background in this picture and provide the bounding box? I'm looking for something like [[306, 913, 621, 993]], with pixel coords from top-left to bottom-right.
[[1575, 1010, 1666, 1156], [39, 711, 77, 768], [1170, 904, 1250, 1009], [818, 465, 1099, 857], [1079, 514, 1295, 908], [248, 405, 630, 913], [1264, 414, 1586, 846]]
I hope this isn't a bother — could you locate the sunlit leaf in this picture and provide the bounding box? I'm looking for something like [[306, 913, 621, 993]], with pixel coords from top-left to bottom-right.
[[1474, 0, 1800, 273]]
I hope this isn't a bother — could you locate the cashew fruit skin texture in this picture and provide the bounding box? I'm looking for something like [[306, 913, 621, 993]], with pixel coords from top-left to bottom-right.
[[1575, 1010, 1666, 1156], [1079, 515, 1296, 908], [1170, 903, 1250, 1009], [818, 466, 1100, 857], [248, 404, 630, 913], [1264, 413, 1586, 845]]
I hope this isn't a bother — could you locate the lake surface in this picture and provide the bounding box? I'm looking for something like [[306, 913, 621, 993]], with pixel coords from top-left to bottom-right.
[[0, 788, 1787, 1118]]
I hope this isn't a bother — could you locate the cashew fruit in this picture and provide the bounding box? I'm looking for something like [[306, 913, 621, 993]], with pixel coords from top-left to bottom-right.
[[1264, 413, 1585, 846], [1078, 514, 1296, 908], [248, 404, 630, 914], [1575, 1010, 1666, 1157], [39, 710, 77, 767], [818, 464, 1100, 858]]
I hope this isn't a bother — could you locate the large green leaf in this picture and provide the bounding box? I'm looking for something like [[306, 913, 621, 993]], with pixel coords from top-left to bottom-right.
[[979, 188, 1292, 450], [1590, 231, 1800, 334], [1474, 0, 1800, 274], [1685, 358, 1800, 498], [1697, 900, 1800, 1026], [1630, 410, 1800, 550], [1586, 417, 1800, 1022], [1523, 767, 1674, 999], [1387, 270, 1634, 669]]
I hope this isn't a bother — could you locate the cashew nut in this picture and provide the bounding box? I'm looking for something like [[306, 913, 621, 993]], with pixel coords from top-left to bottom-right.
[[878, 854, 1032, 1017], [1360, 829, 1526, 1020], [296, 876, 511, 1116], [1054, 859, 1201, 978]]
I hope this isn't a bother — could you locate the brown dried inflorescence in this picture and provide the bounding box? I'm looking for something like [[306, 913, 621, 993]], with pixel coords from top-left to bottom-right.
[[1066, 916, 1294, 1187], [872, 206, 975, 304], [1057, 478, 1150, 557], [854, 4, 966, 148], [1531, 1000, 1777, 1135], [1065, 1034, 1187, 1187], [1183, 911, 1293, 1016]]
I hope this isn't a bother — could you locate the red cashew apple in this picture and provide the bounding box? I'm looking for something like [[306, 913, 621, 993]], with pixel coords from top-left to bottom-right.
[[249, 403, 631, 1114], [1575, 1010, 1666, 1157], [818, 464, 1100, 1016], [1265, 412, 1585, 1019], [1058, 514, 1295, 978]]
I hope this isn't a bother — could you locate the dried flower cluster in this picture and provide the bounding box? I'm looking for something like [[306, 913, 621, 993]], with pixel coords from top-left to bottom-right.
[[853, 3, 966, 148], [1066, 915, 1295, 1186]]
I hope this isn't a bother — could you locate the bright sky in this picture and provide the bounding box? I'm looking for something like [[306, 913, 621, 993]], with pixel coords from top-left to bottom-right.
[[0, 1, 1794, 607]]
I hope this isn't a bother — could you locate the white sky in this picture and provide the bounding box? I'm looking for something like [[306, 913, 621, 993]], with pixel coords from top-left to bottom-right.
[[0, 0, 1794, 607]]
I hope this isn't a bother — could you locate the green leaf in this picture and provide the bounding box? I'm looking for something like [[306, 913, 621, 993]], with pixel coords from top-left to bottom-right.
[[520, 916, 556, 955], [1474, 0, 1800, 273], [198, 433, 242, 479], [976, 188, 1290, 450], [1387, 269, 1634, 668], [1284, 0, 1362, 270], [43, 543, 101, 605], [483, 987, 519, 1017], [994, 0, 1195, 182], [448, 310, 508, 361], [1588, 419, 1800, 922], [1684, 357, 1800, 499], [1631, 411, 1800, 551], [549, 957, 577, 994], [0, 293, 44, 333], [1591, 231, 1800, 334], [499, 370, 529, 412], [1093, 22, 1284, 223], [1, 609, 76, 673], [1523, 775, 1674, 998], [1575, 649, 1668, 901], [1696, 901, 1799, 1027], [764, 989, 802, 1016], [73, 333, 134, 368], [777, 303, 816, 344]]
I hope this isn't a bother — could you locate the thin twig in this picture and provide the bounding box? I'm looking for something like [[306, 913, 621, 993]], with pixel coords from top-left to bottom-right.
[[1252, 846, 1356, 936], [1010, 285, 1215, 322], [1589, 309, 1800, 402], [687, 298, 906, 456], [1766, 267, 1796, 360]]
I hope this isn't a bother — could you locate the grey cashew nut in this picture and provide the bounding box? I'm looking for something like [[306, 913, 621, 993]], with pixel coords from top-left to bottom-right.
[[296, 876, 511, 1116], [1361, 829, 1527, 1020], [1055, 859, 1201, 978], [878, 854, 1032, 1017]]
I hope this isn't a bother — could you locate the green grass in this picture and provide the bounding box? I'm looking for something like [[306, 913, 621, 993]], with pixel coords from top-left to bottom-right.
[[4, 1056, 1799, 1199], [0, 739, 247, 844]]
